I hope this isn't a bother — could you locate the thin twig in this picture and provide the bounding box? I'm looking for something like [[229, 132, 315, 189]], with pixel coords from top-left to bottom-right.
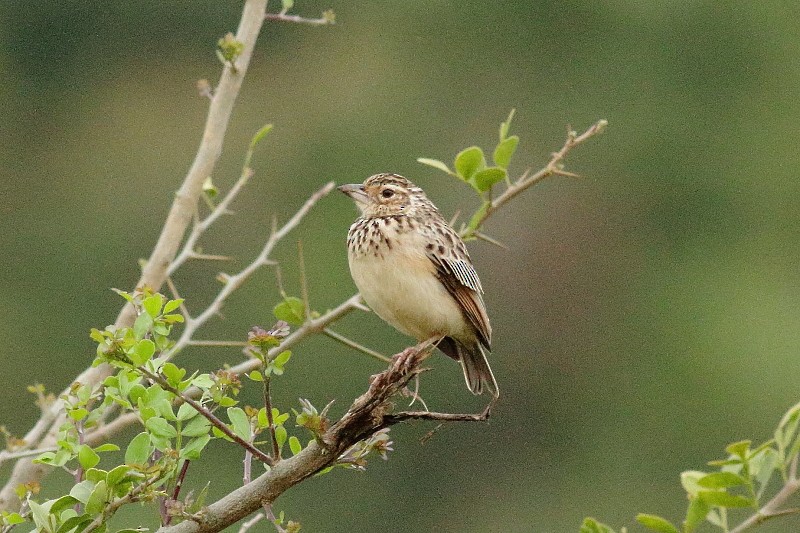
[[263, 374, 281, 461], [83, 475, 158, 533], [187, 340, 249, 347], [238, 512, 265, 533], [0, 0, 271, 511], [165, 181, 336, 360], [265, 12, 334, 25], [323, 328, 390, 363], [164, 459, 192, 526], [729, 452, 800, 533], [139, 367, 275, 467], [0, 447, 57, 466], [82, 294, 367, 448], [297, 240, 311, 321], [462, 119, 607, 239]]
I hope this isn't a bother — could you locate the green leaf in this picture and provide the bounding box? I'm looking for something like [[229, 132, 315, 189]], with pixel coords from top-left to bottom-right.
[[93, 443, 120, 453], [27, 499, 51, 532], [273, 297, 305, 325], [106, 465, 132, 489], [697, 471, 747, 489], [181, 435, 211, 460], [454, 146, 486, 181], [177, 401, 200, 421], [275, 425, 287, 451], [683, 496, 710, 533], [125, 432, 152, 465], [192, 374, 214, 389], [636, 514, 679, 533], [68, 408, 89, 421], [128, 383, 147, 405], [280, 0, 294, 15], [274, 350, 292, 368], [699, 490, 754, 508], [130, 339, 155, 366], [471, 167, 507, 192], [163, 313, 185, 324], [163, 298, 184, 314], [57, 515, 92, 533], [493, 135, 519, 169], [162, 362, 186, 386], [111, 288, 134, 302], [248, 370, 264, 382], [84, 480, 108, 516], [56, 513, 93, 533], [219, 396, 238, 407], [143, 294, 163, 318], [182, 415, 212, 437], [228, 407, 251, 441], [145, 417, 177, 439], [77, 445, 100, 470], [289, 436, 302, 456], [499, 108, 516, 141], [84, 468, 106, 484], [726, 440, 751, 459], [416, 158, 453, 175], [133, 312, 154, 340], [4, 512, 24, 526], [579, 517, 616, 533], [680, 470, 706, 497], [49, 495, 79, 515], [250, 123, 274, 149]]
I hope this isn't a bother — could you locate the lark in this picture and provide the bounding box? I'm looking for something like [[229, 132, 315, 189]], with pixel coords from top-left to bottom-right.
[[338, 173, 498, 397]]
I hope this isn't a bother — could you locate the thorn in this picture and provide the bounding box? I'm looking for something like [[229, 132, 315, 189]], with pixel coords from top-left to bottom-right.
[[552, 168, 583, 179], [449, 210, 461, 227], [474, 231, 509, 250]]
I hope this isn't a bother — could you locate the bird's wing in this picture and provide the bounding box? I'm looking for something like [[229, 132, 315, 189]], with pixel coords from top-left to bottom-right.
[[426, 223, 492, 349]]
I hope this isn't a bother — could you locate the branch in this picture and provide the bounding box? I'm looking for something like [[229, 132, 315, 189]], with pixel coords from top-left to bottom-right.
[[156, 341, 490, 533], [0, 0, 270, 512], [265, 11, 335, 25], [80, 294, 366, 448], [462, 119, 608, 239], [138, 367, 275, 467], [166, 181, 336, 360], [730, 461, 800, 533]]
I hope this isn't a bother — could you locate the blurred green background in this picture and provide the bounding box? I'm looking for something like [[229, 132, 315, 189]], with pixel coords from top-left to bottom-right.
[[3, 1, 800, 531]]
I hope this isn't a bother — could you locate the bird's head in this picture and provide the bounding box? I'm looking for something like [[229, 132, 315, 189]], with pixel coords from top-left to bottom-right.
[[338, 173, 433, 218]]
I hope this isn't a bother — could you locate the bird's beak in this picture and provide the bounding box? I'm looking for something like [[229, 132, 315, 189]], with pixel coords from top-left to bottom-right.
[[337, 183, 369, 205]]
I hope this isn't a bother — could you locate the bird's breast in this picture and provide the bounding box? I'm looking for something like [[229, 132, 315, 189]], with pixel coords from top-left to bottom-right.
[[347, 218, 468, 341]]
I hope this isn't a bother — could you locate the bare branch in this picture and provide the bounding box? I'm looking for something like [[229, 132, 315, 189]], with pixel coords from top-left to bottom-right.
[[166, 181, 336, 360], [730, 477, 800, 532], [265, 11, 335, 25], [322, 328, 390, 363]]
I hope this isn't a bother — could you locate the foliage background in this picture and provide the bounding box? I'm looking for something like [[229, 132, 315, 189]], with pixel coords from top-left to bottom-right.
[[2, 1, 800, 531]]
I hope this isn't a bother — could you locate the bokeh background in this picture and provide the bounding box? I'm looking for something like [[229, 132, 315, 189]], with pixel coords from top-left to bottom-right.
[[3, 1, 800, 531]]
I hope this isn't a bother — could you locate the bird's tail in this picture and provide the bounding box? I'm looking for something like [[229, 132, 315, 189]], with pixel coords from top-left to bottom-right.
[[447, 340, 498, 397]]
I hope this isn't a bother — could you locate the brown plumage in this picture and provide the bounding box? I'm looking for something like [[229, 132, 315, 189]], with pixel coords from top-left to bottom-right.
[[338, 173, 498, 396]]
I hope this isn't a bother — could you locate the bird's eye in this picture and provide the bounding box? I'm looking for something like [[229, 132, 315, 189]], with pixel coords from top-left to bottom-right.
[[381, 189, 395, 199]]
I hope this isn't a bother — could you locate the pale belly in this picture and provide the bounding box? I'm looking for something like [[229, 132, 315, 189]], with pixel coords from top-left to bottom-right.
[[349, 245, 468, 341]]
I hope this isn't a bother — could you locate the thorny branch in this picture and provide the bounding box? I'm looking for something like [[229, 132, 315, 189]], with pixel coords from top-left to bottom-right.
[[156, 340, 482, 533], [729, 455, 800, 533], [0, 0, 271, 511], [138, 367, 275, 467], [461, 119, 608, 240]]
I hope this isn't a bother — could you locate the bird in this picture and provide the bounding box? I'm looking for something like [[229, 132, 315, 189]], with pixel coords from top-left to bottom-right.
[[338, 173, 498, 397]]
